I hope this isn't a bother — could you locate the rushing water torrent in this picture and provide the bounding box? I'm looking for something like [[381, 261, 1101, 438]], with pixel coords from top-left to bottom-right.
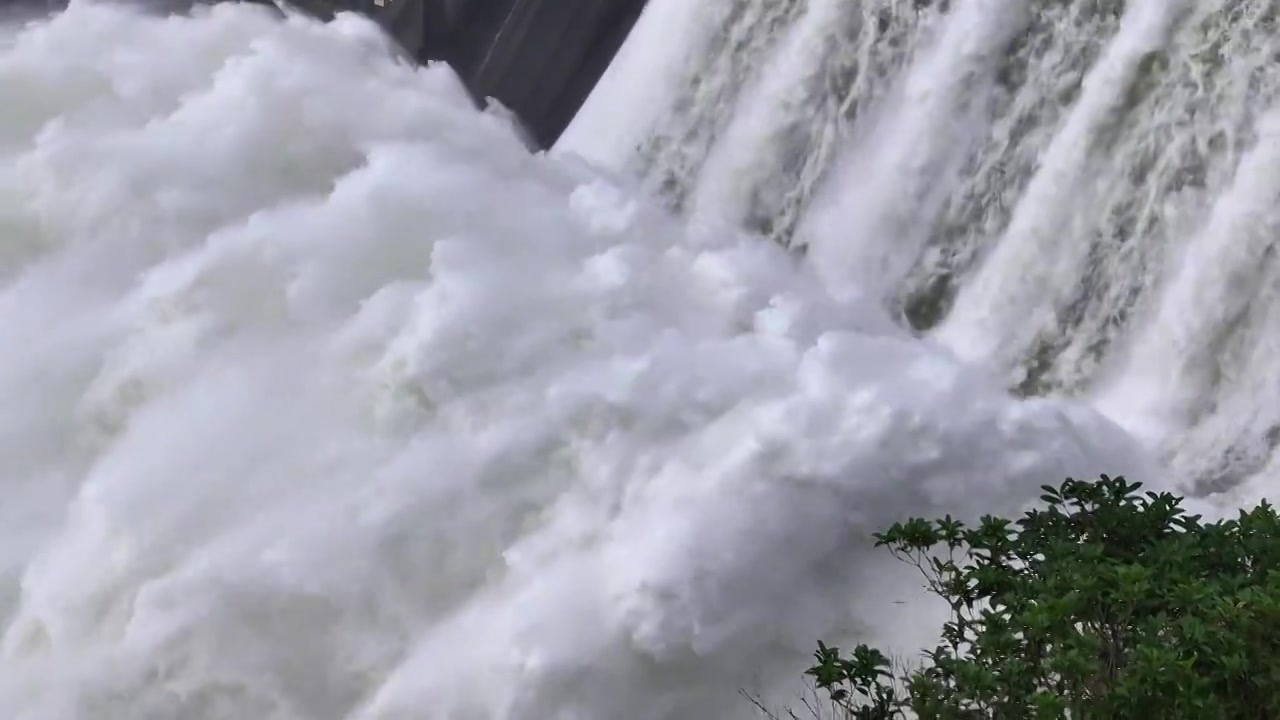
[[0, 0, 1275, 717], [567, 0, 1280, 502]]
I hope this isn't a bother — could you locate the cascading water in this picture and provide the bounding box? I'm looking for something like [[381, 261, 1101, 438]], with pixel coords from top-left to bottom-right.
[[0, 0, 1272, 718], [567, 0, 1280, 500]]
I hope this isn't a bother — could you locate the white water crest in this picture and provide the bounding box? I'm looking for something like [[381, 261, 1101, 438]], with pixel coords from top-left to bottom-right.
[[0, 0, 1155, 718]]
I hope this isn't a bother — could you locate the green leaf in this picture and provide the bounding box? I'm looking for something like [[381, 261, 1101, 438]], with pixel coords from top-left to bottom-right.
[[797, 474, 1280, 719]]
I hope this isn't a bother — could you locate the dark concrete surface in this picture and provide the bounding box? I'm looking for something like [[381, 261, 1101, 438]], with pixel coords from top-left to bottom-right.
[[375, 0, 649, 149]]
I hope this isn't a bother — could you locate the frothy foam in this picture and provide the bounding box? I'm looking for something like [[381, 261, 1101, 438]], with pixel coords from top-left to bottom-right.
[[0, 2, 1147, 717]]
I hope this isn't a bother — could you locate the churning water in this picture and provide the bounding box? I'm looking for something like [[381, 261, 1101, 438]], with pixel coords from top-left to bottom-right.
[[0, 0, 1272, 717], [569, 0, 1280, 501]]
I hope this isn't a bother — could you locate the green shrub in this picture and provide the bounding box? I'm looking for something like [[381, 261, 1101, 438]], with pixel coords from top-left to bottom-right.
[[803, 474, 1280, 719]]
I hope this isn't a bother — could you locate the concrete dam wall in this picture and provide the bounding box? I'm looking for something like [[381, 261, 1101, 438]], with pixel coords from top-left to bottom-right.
[[302, 0, 651, 149]]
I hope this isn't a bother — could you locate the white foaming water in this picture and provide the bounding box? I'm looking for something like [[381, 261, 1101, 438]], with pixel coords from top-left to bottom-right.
[[557, 0, 731, 170], [798, 0, 1031, 304], [1094, 108, 1280, 446], [683, 0, 855, 234], [1091, 106, 1280, 499], [0, 2, 1148, 718], [571, 0, 1280, 498], [935, 0, 1191, 375]]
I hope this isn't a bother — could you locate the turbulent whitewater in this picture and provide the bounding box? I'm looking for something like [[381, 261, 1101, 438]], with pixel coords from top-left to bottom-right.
[[0, 0, 1273, 718], [569, 0, 1280, 500]]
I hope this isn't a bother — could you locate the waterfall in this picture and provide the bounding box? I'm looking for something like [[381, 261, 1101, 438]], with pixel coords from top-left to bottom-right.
[[1, 0, 1276, 717], [566, 0, 1280, 501]]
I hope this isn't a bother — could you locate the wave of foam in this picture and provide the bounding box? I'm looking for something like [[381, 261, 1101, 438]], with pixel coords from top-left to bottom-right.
[[0, 3, 1147, 718]]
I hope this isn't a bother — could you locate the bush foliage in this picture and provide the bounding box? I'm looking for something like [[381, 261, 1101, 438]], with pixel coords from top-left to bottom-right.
[[805, 474, 1280, 719]]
